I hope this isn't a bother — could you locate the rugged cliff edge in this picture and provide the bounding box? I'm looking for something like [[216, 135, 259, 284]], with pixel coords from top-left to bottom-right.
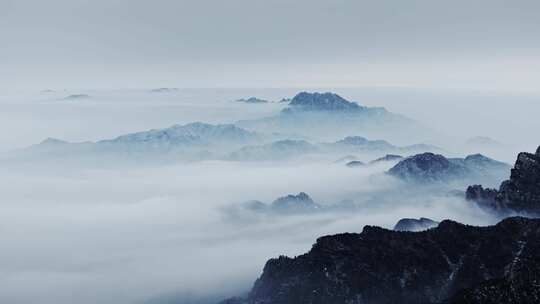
[[466, 146, 540, 215], [222, 217, 540, 304]]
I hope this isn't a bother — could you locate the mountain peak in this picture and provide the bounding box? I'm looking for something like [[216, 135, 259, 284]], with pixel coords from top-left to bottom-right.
[[271, 192, 318, 212], [288, 92, 362, 111], [102, 122, 257, 147], [388, 152, 509, 183], [388, 152, 457, 181]]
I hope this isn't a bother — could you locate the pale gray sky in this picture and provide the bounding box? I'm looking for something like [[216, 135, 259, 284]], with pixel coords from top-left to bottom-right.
[[1, 0, 539, 90]]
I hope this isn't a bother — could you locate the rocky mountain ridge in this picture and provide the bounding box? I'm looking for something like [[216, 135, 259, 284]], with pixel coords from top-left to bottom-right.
[[221, 217, 540, 304]]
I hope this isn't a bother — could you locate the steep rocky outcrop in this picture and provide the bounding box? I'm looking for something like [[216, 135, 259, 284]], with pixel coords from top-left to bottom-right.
[[393, 217, 439, 232], [222, 217, 540, 304], [466, 146, 540, 215]]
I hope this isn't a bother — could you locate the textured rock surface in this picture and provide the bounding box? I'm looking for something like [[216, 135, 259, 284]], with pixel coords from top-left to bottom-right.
[[466, 146, 540, 215], [394, 217, 439, 231], [222, 217, 540, 304]]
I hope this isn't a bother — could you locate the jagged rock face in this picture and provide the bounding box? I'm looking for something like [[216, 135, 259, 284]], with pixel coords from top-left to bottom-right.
[[466, 146, 540, 214], [270, 192, 319, 213], [499, 151, 540, 210], [287, 92, 362, 111], [394, 217, 439, 232], [465, 185, 503, 209], [224, 217, 540, 304]]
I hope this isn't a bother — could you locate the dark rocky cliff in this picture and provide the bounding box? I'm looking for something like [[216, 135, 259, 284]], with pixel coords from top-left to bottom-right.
[[222, 217, 540, 304], [466, 146, 540, 215]]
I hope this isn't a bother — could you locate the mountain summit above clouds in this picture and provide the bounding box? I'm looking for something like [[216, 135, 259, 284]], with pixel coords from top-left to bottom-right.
[[286, 92, 363, 111], [100, 122, 258, 146], [16, 123, 263, 163], [388, 152, 510, 185], [237, 92, 435, 145]]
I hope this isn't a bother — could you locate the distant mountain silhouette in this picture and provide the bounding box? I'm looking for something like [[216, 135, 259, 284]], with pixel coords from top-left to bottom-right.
[[237, 92, 435, 145]]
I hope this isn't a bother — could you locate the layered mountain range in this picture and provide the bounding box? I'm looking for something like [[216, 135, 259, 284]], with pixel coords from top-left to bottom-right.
[[220, 146, 540, 304], [7, 91, 447, 165], [20, 122, 262, 162], [228, 136, 438, 161], [18, 125, 437, 164]]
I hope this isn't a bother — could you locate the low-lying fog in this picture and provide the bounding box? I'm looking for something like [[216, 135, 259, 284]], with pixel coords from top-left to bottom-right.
[[0, 160, 497, 304], [0, 88, 536, 304]]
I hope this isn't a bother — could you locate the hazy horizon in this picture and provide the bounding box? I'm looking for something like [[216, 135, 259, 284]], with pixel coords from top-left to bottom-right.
[[1, 0, 540, 91]]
